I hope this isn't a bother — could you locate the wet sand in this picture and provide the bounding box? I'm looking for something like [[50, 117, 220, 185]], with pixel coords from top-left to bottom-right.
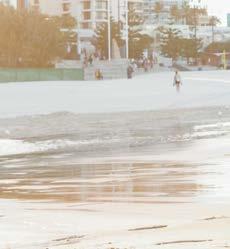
[[0, 162, 210, 202], [1, 148, 230, 249]]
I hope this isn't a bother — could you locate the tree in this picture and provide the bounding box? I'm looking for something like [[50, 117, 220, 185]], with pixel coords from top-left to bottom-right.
[[181, 1, 191, 25], [0, 4, 71, 67], [181, 2, 208, 26], [128, 7, 153, 58], [170, 4, 181, 24], [22, 12, 67, 67], [154, 1, 164, 23], [180, 38, 203, 64], [159, 27, 203, 63], [92, 17, 123, 59], [186, 6, 207, 64], [205, 41, 230, 53], [159, 27, 181, 61], [56, 14, 77, 29], [209, 16, 221, 43], [52, 14, 78, 59]]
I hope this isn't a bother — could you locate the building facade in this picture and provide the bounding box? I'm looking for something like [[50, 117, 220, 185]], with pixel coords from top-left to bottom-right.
[[227, 14, 230, 28], [143, 0, 186, 24], [17, 0, 29, 9], [28, 0, 108, 30], [0, 0, 10, 5], [26, 0, 144, 51], [23, 0, 224, 53], [112, 0, 144, 22]]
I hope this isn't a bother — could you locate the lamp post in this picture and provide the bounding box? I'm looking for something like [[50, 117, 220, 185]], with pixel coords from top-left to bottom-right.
[[108, 0, 111, 61], [191, 0, 199, 65], [125, 0, 129, 59]]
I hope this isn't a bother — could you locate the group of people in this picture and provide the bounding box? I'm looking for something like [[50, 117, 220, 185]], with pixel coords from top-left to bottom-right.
[[82, 50, 107, 68], [126, 56, 156, 79], [85, 48, 182, 91], [129, 55, 157, 73], [96, 65, 182, 93], [83, 54, 94, 67]]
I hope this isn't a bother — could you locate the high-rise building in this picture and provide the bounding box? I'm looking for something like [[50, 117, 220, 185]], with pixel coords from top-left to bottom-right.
[[112, 0, 144, 22], [28, 0, 109, 30], [228, 14, 230, 27], [189, 0, 206, 8], [0, 0, 10, 5], [27, 0, 143, 29], [142, 0, 189, 24], [17, 0, 29, 9], [26, 0, 111, 51], [142, 0, 207, 25]]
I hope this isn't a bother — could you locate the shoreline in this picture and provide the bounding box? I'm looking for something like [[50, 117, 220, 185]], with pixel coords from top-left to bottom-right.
[[1, 70, 230, 248]]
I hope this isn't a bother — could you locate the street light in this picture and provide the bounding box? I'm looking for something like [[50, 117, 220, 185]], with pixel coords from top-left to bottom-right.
[[108, 0, 111, 61], [107, 0, 128, 60], [191, 0, 199, 65], [125, 0, 129, 59]]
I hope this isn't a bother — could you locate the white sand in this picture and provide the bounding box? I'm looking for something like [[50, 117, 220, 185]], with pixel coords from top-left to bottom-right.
[[0, 70, 230, 117], [1, 200, 230, 249]]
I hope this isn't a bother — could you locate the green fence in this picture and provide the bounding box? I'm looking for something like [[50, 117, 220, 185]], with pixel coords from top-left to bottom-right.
[[0, 68, 84, 83]]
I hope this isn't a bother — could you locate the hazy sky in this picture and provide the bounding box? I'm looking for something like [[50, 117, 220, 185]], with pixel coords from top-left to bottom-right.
[[206, 0, 230, 25], [10, 0, 230, 26]]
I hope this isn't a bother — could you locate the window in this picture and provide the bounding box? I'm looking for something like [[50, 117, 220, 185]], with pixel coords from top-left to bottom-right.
[[83, 11, 91, 20], [96, 11, 107, 20], [95, 0, 107, 9], [81, 22, 92, 29], [62, 3, 70, 12], [83, 1, 91, 9]]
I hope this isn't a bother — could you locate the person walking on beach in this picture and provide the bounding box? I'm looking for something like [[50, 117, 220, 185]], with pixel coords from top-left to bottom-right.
[[127, 64, 134, 79], [95, 69, 103, 80], [173, 70, 182, 92], [88, 54, 93, 65]]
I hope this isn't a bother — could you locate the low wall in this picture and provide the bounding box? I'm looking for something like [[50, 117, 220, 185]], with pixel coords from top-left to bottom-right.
[[0, 68, 84, 83]]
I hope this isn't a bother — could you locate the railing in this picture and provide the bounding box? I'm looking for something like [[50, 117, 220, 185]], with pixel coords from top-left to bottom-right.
[[0, 68, 84, 83]]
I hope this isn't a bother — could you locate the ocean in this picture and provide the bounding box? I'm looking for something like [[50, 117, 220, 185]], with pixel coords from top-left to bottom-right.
[[1, 107, 230, 203]]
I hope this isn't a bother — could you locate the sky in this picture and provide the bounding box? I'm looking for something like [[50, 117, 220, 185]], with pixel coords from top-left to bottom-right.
[[205, 0, 230, 26], [9, 0, 230, 26]]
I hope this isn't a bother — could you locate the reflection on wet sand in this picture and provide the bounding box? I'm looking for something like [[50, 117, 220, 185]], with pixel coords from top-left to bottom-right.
[[0, 160, 206, 202]]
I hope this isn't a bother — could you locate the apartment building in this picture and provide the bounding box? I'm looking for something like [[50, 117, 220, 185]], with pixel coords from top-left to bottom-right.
[[26, 0, 144, 51], [27, 0, 145, 28], [143, 0, 208, 25], [0, 0, 10, 5], [28, 0, 108, 29], [143, 0, 190, 24], [17, 0, 30, 9]]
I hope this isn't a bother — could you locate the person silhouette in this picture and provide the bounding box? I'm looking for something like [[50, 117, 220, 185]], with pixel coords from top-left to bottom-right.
[[173, 70, 182, 92]]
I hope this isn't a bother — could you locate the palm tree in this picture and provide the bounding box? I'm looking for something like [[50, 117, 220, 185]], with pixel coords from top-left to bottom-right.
[[197, 7, 208, 16], [154, 1, 164, 23], [209, 16, 221, 43], [159, 27, 182, 61], [170, 4, 181, 24], [181, 1, 191, 25], [93, 17, 123, 59]]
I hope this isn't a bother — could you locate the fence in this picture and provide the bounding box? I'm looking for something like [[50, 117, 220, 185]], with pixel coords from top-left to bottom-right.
[[0, 68, 84, 83]]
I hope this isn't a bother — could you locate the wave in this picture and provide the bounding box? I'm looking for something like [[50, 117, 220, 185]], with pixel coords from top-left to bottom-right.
[[0, 138, 122, 157], [194, 122, 230, 131], [1, 118, 230, 157]]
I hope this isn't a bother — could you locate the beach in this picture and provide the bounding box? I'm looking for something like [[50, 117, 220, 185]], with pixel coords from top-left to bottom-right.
[[0, 71, 230, 249]]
